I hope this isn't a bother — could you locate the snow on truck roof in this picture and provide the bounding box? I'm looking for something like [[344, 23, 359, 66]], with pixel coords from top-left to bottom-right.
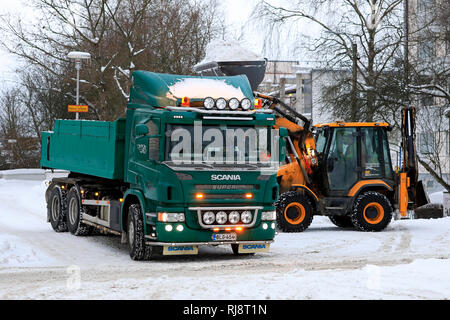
[[128, 71, 254, 108], [194, 39, 264, 67]]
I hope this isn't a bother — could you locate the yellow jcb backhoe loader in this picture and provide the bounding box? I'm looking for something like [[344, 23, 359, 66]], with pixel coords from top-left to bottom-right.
[[256, 93, 429, 232]]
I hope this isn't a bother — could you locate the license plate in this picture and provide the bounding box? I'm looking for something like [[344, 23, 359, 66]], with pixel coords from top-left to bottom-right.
[[212, 233, 237, 241]]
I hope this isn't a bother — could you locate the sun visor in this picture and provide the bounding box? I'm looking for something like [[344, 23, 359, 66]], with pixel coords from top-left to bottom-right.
[[128, 71, 254, 108]]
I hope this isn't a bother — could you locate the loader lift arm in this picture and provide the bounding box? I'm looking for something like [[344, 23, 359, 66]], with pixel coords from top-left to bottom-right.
[[399, 106, 429, 216]]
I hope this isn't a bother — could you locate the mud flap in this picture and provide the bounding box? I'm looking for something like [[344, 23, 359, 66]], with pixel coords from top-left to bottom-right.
[[238, 243, 270, 254], [163, 245, 198, 255]]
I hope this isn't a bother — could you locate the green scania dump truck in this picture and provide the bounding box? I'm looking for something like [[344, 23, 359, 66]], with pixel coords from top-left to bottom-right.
[[41, 71, 281, 260]]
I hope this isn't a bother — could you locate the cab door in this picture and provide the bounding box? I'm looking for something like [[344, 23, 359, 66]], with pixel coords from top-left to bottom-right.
[[325, 127, 359, 193]]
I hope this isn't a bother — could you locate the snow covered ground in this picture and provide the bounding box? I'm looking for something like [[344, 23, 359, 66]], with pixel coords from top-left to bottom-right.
[[0, 176, 449, 300]]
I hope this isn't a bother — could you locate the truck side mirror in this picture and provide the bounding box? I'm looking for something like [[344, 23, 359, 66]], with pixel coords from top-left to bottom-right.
[[135, 124, 149, 137], [279, 127, 289, 138]]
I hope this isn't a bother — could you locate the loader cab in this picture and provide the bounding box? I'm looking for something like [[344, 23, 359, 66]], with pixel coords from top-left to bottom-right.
[[314, 122, 394, 197]]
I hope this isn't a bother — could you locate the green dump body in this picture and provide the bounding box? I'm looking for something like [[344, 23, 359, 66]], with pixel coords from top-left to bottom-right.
[[41, 119, 126, 180]]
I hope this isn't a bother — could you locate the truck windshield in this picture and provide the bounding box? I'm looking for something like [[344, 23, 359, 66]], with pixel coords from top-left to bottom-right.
[[164, 123, 277, 169]]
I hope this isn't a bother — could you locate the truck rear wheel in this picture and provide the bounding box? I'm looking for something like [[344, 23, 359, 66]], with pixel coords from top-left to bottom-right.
[[48, 186, 68, 232], [275, 191, 313, 232], [329, 215, 354, 229], [351, 191, 393, 231], [66, 187, 93, 236], [128, 203, 158, 261]]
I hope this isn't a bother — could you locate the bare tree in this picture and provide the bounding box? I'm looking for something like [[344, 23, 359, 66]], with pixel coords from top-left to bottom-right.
[[0, 88, 40, 169], [255, 0, 407, 122], [0, 0, 222, 121]]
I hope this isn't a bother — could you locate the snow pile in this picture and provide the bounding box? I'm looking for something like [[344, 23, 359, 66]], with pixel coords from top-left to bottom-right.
[[195, 39, 263, 67], [429, 191, 444, 204], [0, 235, 55, 267], [167, 78, 246, 100]]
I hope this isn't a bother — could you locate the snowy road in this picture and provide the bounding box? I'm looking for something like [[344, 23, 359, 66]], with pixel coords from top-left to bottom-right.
[[0, 178, 449, 299]]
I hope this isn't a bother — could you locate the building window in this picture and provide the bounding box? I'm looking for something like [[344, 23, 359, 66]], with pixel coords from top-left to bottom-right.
[[418, 0, 435, 13], [420, 94, 434, 107], [419, 132, 434, 154], [418, 39, 435, 60], [447, 131, 450, 155]]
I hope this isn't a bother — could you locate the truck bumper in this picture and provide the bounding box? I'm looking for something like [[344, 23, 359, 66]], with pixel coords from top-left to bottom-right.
[[144, 240, 273, 255], [145, 220, 276, 255]]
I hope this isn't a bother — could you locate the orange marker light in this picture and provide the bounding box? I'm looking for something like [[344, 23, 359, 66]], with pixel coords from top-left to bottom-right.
[[181, 97, 190, 107], [254, 98, 262, 109], [213, 228, 220, 232], [225, 227, 232, 232], [245, 193, 253, 199], [235, 226, 244, 232], [195, 193, 205, 200]]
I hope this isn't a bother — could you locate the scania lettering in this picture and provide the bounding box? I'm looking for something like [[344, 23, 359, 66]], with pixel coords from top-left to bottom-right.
[[211, 175, 241, 181]]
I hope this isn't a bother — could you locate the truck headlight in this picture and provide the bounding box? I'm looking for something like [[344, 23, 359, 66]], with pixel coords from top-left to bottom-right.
[[261, 211, 276, 221], [241, 98, 251, 110], [203, 211, 215, 225], [229, 211, 240, 224], [204, 97, 215, 110], [158, 212, 185, 222], [228, 98, 240, 110], [216, 98, 227, 110], [216, 211, 227, 224], [241, 211, 252, 224]]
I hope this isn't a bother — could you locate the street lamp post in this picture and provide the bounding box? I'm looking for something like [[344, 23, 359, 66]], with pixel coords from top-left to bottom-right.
[[67, 51, 91, 120]]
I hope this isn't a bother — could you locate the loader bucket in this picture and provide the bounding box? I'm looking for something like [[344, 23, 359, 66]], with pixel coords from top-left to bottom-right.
[[414, 180, 430, 208], [194, 60, 267, 91]]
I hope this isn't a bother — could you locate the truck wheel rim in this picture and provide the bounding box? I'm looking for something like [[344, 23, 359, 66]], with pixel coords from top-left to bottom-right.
[[284, 202, 306, 225], [51, 196, 60, 221], [363, 202, 384, 224], [69, 197, 78, 225]]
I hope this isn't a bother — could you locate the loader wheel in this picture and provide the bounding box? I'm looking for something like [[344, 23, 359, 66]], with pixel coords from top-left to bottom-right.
[[48, 186, 68, 232], [329, 215, 354, 229], [275, 191, 313, 232], [127, 203, 159, 261], [66, 187, 93, 236], [351, 191, 393, 232]]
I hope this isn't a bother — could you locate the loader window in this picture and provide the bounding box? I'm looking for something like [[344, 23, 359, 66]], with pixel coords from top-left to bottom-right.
[[327, 128, 358, 191], [315, 128, 328, 155], [381, 129, 394, 179], [361, 127, 382, 178]]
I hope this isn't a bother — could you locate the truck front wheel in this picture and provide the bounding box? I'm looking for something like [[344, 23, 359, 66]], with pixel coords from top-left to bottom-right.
[[127, 203, 158, 261], [48, 186, 68, 232], [66, 187, 93, 236]]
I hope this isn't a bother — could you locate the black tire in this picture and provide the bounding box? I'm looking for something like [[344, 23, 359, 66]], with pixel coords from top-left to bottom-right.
[[275, 191, 314, 232], [47, 186, 68, 232], [127, 203, 158, 261], [329, 215, 354, 229], [351, 191, 393, 232], [66, 187, 93, 236], [231, 244, 255, 256]]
